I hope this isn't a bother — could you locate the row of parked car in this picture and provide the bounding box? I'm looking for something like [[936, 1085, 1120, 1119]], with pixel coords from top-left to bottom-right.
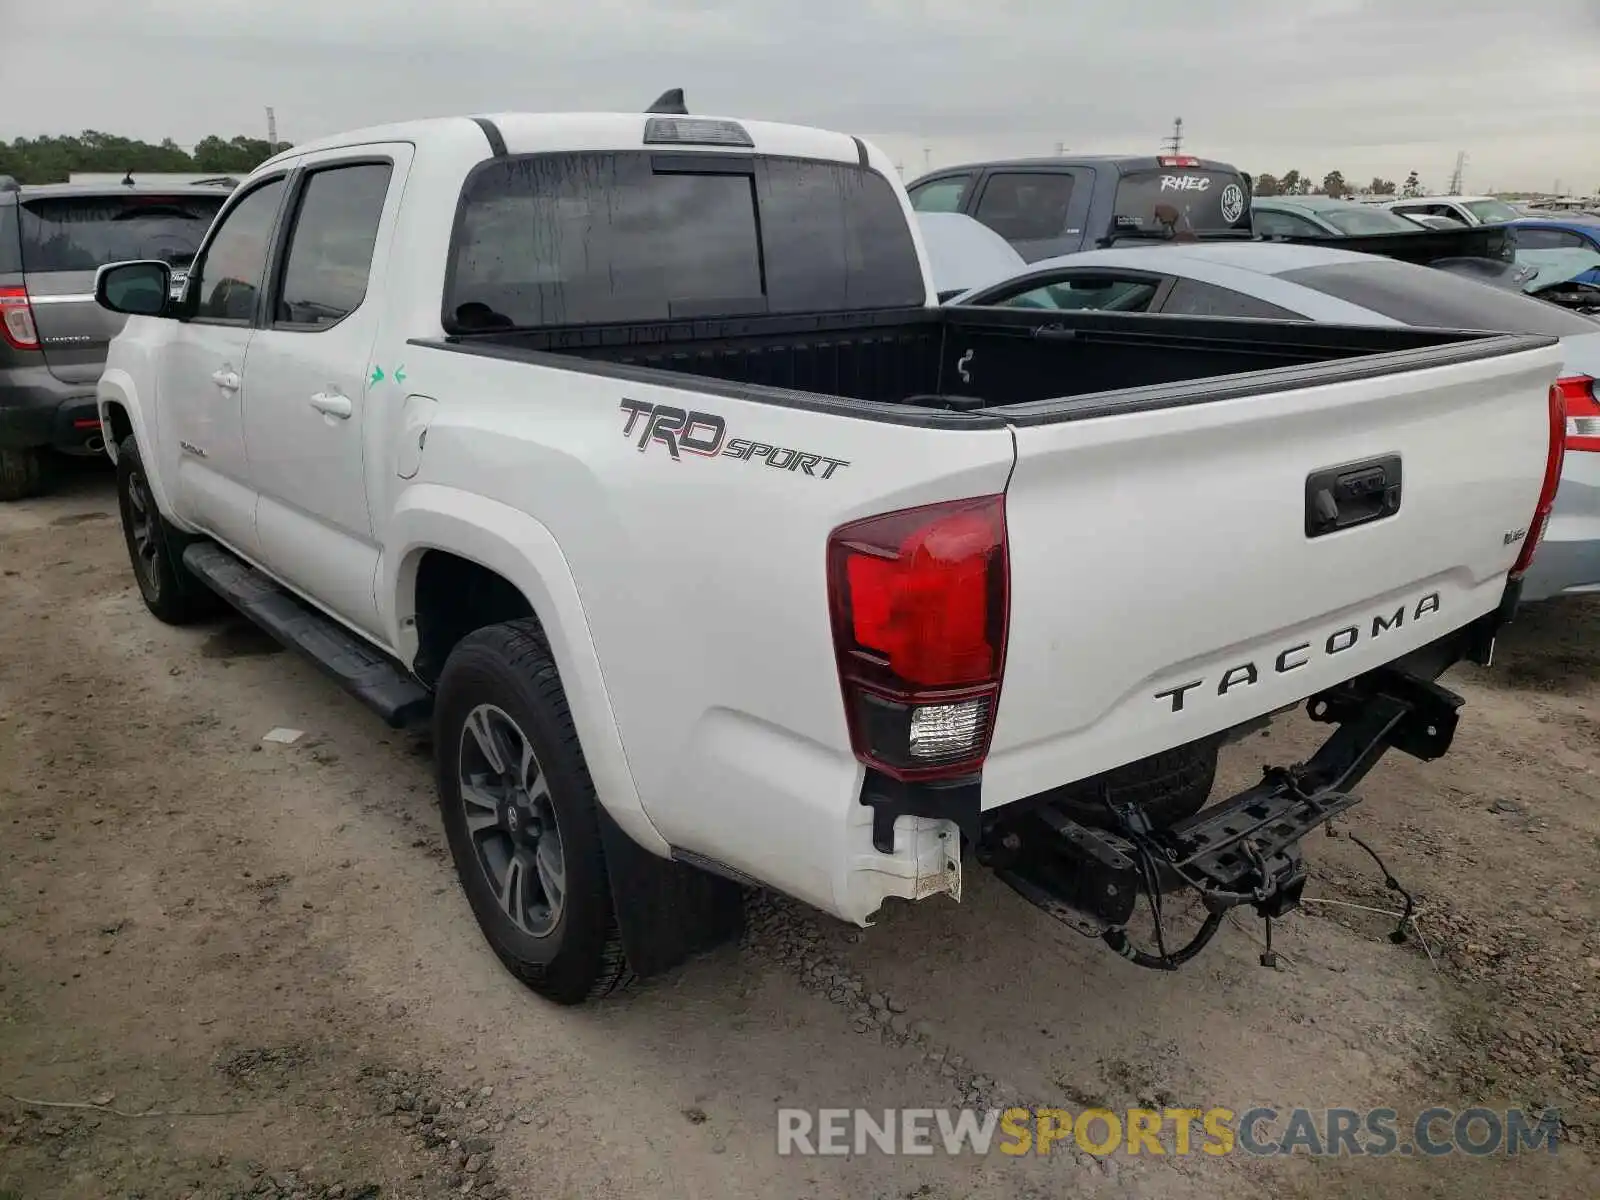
[[1, 151, 1597, 602], [905, 153, 1599, 606], [906, 154, 1600, 297]]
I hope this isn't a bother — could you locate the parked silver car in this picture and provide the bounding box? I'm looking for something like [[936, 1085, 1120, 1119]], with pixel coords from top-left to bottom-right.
[[914, 212, 1024, 299], [947, 242, 1600, 603]]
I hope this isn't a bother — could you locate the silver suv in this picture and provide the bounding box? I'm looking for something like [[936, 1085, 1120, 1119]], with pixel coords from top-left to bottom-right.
[[0, 175, 233, 499]]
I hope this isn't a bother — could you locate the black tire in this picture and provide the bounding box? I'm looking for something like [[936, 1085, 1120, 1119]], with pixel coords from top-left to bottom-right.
[[1053, 739, 1219, 829], [114, 435, 221, 625], [435, 619, 632, 1005], [0, 446, 46, 501]]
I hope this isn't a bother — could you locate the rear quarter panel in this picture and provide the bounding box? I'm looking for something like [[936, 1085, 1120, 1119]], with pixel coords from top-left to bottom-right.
[[378, 357, 1012, 915]]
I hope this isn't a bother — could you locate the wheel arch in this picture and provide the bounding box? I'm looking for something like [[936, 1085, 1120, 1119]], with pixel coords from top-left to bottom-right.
[[386, 485, 667, 856], [97, 368, 186, 523]]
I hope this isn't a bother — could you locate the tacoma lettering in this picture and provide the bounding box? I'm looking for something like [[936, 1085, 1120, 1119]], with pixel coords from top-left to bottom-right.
[[1155, 591, 1443, 713]]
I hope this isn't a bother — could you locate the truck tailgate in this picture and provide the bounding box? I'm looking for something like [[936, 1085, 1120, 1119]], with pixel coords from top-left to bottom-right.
[[982, 339, 1562, 809]]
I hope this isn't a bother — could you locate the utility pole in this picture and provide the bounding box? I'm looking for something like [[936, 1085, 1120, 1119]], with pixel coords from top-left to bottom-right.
[[922, 146, 931, 172], [1161, 117, 1183, 157], [1054, 141, 1067, 157], [265, 106, 279, 154], [1446, 150, 1466, 195]]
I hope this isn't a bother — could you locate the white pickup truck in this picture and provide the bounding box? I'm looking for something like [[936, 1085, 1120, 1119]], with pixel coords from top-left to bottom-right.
[[92, 99, 1568, 1004]]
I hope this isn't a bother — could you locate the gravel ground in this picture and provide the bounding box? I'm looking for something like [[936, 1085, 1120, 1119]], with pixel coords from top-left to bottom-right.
[[1, 463, 1596, 1199]]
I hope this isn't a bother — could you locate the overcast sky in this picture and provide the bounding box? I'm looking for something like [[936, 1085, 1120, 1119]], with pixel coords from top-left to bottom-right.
[[3, 0, 1596, 192]]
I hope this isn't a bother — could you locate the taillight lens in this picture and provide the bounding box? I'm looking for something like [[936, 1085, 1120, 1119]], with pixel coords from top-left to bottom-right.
[[827, 495, 1009, 781], [1511, 381, 1570, 579], [1158, 156, 1200, 167], [1559, 375, 1600, 452], [0, 285, 39, 350]]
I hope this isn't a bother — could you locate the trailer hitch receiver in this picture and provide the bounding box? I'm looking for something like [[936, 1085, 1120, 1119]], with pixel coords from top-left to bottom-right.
[[987, 666, 1464, 966]]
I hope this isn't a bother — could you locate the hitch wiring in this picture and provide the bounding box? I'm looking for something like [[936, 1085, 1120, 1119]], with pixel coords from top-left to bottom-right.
[[1096, 789, 1230, 971]]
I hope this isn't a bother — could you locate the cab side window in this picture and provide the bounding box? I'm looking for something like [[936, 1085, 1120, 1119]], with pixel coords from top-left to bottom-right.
[[997, 276, 1158, 313], [190, 178, 287, 323], [909, 176, 974, 214], [274, 163, 393, 328], [973, 173, 1075, 242], [1514, 228, 1586, 251], [1253, 209, 1324, 238], [1161, 278, 1303, 320]]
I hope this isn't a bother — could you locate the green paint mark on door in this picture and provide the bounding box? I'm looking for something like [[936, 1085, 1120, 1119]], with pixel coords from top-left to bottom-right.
[[394, 364, 407, 385], [370, 364, 385, 386]]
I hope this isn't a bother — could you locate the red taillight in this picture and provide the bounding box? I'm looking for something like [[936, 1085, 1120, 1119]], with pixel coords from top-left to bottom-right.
[[1158, 156, 1200, 167], [1558, 375, 1600, 453], [0, 285, 39, 350], [827, 495, 1009, 781], [1511, 381, 1570, 579]]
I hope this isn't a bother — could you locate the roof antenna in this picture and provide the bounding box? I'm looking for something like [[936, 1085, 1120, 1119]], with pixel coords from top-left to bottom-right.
[[646, 88, 688, 115]]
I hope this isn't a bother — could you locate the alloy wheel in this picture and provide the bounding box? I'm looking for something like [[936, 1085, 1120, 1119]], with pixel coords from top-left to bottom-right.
[[457, 703, 566, 937], [123, 466, 162, 599]]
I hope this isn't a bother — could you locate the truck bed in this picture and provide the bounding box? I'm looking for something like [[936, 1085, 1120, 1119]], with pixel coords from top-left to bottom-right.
[[422, 305, 1529, 423], [410, 300, 1559, 829]]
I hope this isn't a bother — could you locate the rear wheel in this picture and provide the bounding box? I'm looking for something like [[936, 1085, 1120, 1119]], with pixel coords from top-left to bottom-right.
[[114, 436, 220, 625], [435, 619, 632, 1005], [0, 446, 46, 501]]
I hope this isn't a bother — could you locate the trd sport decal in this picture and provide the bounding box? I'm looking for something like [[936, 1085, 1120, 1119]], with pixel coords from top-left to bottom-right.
[[618, 400, 851, 480]]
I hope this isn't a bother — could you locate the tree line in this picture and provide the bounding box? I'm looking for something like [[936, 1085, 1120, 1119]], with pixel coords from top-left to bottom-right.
[[4, 131, 1441, 207], [0, 131, 285, 184], [1253, 169, 1426, 200]]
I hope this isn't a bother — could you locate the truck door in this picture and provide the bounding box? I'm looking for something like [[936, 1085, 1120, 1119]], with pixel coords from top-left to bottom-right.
[[241, 146, 412, 637], [157, 174, 291, 555]]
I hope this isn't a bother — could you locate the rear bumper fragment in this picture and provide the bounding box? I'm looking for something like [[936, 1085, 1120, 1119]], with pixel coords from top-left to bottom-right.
[[0, 368, 99, 450], [980, 608, 1501, 960], [850, 594, 1513, 969]]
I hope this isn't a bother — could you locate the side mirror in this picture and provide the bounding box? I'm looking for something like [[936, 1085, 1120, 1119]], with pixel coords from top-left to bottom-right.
[[95, 260, 172, 317]]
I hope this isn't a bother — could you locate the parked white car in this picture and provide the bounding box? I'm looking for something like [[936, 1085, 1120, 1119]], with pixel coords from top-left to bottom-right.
[[1385, 195, 1522, 227], [914, 212, 1024, 299], [947, 241, 1600, 603], [92, 107, 1564, 1003]]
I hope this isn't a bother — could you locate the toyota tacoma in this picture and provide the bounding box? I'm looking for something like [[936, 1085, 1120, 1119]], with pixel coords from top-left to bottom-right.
[[91, 95, 1568, 1003]]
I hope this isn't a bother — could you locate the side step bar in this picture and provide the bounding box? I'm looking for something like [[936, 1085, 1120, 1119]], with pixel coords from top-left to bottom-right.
[[182, 543, 432, 729]]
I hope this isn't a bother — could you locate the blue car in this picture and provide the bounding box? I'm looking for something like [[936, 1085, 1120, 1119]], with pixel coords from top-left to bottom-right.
[[1510, 217, 1600, 284]]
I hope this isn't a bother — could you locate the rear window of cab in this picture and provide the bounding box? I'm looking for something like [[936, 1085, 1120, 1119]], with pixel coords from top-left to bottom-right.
[[443, 152, 926, 331]]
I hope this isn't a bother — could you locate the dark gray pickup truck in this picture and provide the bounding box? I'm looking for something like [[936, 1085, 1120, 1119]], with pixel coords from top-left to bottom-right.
[[907, 154, 1255, 261]]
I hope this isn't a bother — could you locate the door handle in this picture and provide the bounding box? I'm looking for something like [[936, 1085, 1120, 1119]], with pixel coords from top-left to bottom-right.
[[211, 368, 241, 390], [310, 391, 353, 419], [1305, 455, 1402, 538]]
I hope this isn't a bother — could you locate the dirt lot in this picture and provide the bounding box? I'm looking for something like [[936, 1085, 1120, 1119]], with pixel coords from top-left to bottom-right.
[[2, 464, 1596, 1199]]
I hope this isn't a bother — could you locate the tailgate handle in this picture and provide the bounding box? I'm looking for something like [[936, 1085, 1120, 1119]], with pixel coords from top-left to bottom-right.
[[1305, 455, 1402, 538]]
